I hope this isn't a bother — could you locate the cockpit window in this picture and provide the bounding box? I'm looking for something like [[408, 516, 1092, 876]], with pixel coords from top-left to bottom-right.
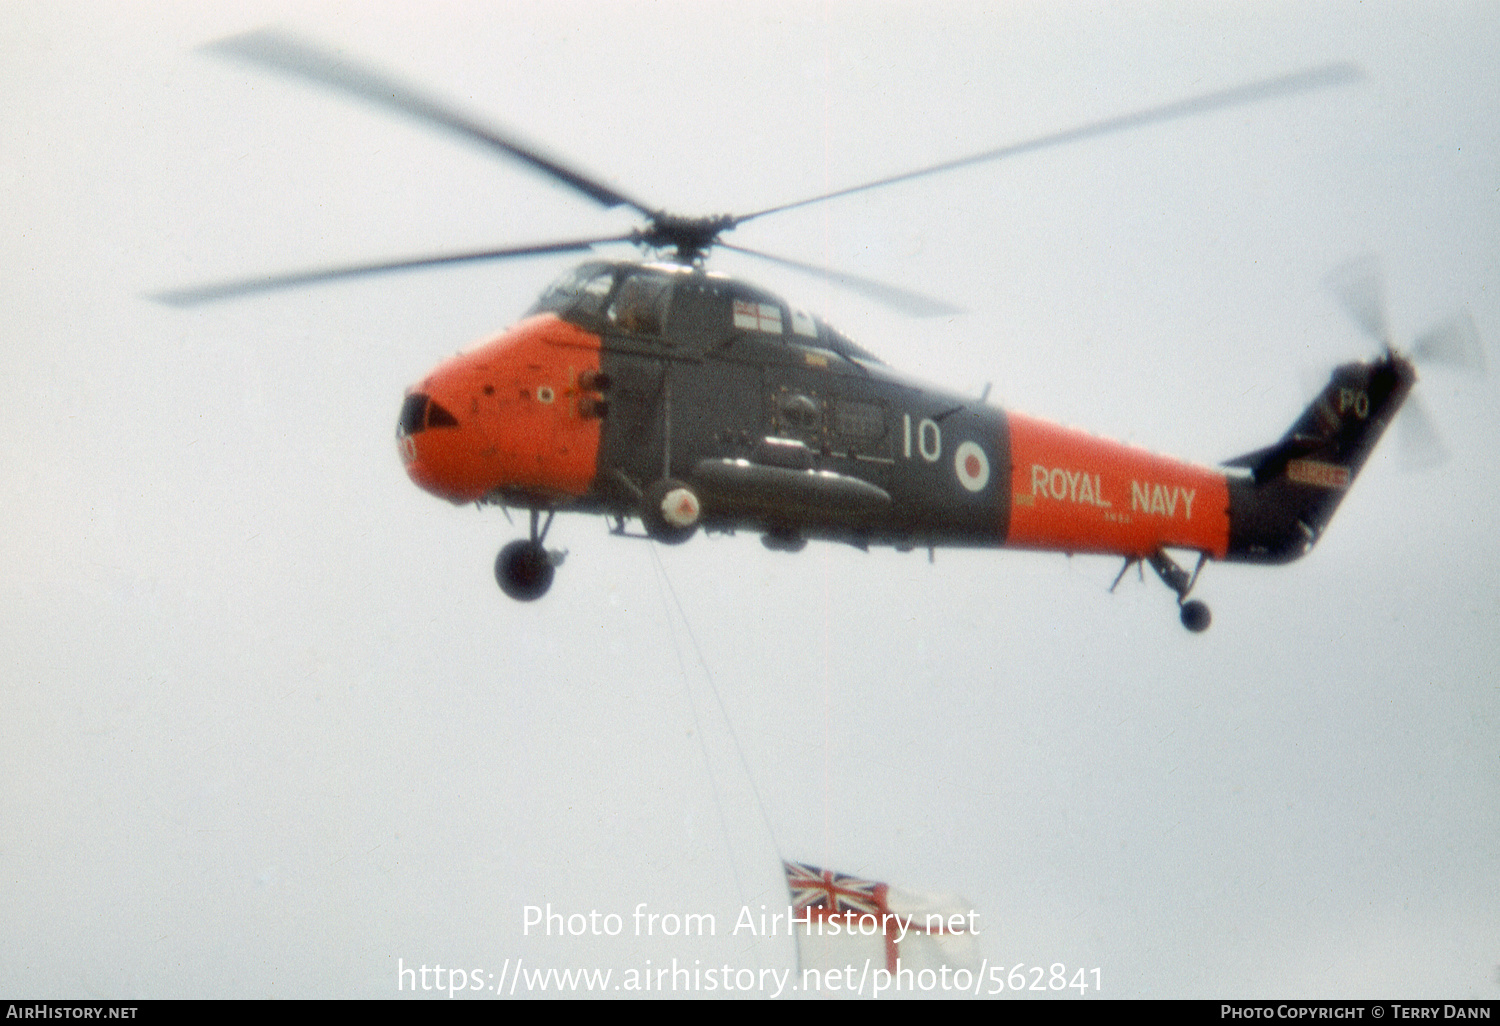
[[577, 268, 616, 316], [527, 261, 885, 365], [730, 291, 786, 336], [398, 393, 427, 436], [820, 322, 883, 365], [397, 393, 459, 436], [528, 263, 617, 318], [607, 270, 673, 336]]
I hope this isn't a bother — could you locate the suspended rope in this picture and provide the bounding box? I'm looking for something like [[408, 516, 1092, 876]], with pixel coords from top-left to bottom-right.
[[646, 543, 786, 863]]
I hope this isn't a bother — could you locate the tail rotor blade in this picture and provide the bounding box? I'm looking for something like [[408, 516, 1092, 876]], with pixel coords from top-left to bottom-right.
[[1325, 257, 1392, 349], [1396, 395, 1448, 470], [1410, 309, 1485, 377]]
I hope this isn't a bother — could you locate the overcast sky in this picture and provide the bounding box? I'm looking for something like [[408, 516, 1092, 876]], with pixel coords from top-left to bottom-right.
[[3, 0, 1498, 999]]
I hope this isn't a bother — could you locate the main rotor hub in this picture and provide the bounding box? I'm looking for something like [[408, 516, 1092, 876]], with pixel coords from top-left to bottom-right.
[[634, 212, 739, 263]]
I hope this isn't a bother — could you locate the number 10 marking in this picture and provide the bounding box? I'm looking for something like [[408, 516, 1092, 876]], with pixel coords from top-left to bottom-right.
[[902, 413, 942, 463]]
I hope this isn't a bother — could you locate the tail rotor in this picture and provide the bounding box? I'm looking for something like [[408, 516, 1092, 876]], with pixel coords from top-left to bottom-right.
[[1324, 257, 1485, 467]]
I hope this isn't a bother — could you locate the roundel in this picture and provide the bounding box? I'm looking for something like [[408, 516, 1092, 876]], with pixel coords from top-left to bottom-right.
[[954, 440, 990, 493], [661, 486, 701, 528]]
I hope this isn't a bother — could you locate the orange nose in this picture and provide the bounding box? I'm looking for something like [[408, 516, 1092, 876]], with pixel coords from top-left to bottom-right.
[[396, 314, 606, 506], [396, 389, 488, 503]]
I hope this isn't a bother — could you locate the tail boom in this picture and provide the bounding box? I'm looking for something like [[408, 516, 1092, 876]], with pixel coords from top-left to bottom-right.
[[998, 350, 1414, 568], [1003, 411, 1231, 559]]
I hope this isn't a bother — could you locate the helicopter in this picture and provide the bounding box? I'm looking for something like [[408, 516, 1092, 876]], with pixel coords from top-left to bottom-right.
[[159, 31, 1483, 631]]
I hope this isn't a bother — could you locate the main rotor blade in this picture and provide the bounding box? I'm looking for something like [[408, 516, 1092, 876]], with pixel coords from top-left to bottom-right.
[[152, 235, 635, 306], [205, 29, 653, 216], [721, 243, 965, 318], [737, 63, 1363, 225]]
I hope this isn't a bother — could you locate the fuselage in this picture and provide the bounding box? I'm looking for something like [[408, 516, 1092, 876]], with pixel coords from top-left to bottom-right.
[[396, 259, 1411, 567], [397, 259, 1243, 561]]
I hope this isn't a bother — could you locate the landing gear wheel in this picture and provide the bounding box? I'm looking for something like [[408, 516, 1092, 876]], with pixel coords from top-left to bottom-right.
[[1180, 599, 1211, 633], [640, 478, 700, 545], [761, 527, 807, 553], [495, 540, 554, 601], [1147, 550, 1212, 632]]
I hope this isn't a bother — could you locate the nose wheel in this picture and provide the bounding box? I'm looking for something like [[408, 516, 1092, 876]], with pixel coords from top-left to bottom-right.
[[495, 510, 564, 601]]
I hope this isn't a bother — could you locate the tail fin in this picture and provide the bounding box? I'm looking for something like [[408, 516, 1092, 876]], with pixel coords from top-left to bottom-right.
[[1224, 351, 1416, 563]]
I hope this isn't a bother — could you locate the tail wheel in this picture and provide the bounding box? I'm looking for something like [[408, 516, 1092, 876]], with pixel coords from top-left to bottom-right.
[[1146, 550, 1212, 632], [496, 540, 554, 601], [1180, 599, 1211, 633], [641, 478, 700, 545]]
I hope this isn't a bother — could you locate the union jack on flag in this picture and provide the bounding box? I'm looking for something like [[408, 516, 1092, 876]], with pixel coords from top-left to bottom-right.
[[784, 861, 890, 919]]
